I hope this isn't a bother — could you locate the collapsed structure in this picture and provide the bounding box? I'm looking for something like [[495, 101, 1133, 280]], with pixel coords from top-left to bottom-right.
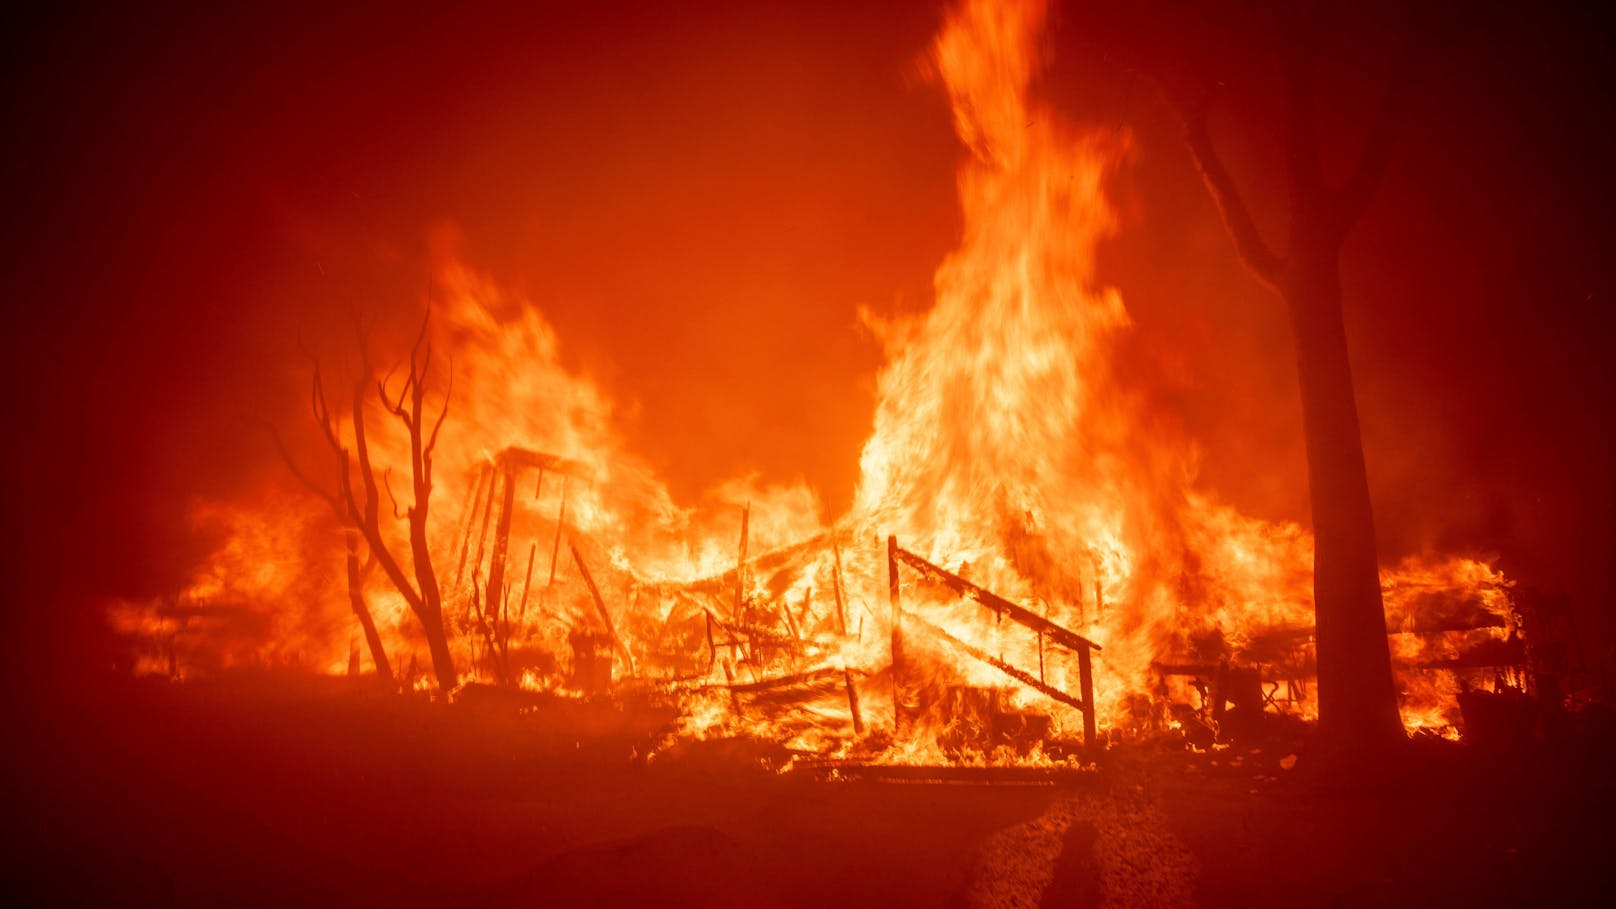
[[108, 0, 1564, 764], [413, 444, 1528, 763]]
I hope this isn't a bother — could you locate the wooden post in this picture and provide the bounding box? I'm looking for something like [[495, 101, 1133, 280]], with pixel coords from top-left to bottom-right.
[[888, 535, 902, 730], [781, 592, 803, 643], [1038, 601, 1047, 684], [542, 477, 569, 615], [1078, 644, 1096, 748], [516, 540, 538, 621], [734, 502, 750, 623], [793, 592, 815, 642], [453, 463, 490, 587], [570, 537, 634, 679], [469, 463, 498, 589], [484, 464, 517, 683], [734, 503, 751, 665], [703, 609, 720, 679], [831, 535, 848, 636], [519, 466, 543, 618], [1091, 552, 1105, 619], [844, 669, 864, 735], [723, 660, 742, 716]]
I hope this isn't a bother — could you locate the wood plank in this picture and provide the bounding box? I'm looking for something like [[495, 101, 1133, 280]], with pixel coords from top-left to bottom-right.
[[571, 537, 634, 678], [891, 546, 1100, 653], [902, 610, 1091, 714]]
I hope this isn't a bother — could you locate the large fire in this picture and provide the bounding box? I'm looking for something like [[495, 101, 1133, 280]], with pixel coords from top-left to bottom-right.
[[111, 0, 1517, 762]]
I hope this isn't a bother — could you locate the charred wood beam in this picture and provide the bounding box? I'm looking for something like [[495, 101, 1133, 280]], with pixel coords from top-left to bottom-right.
[[832, 535, 848, 636], [494, 446, 590, 479], [453, 463, 490, 588], [734, 502, 749, 624], [1089, 551, 1104, 621], [725, 666, 844, 695], [845, 668, 864, 735], [792, 592, 815, 642], [1078, 644, 1096, 746], [703, 608, 723, 677], [780, 592, 804, 645], [570, 537, 635, 678], [722, 660, 742, 715], [890, 545, 1101, 654], [470, 462, 498, 590], [484, 463, 518, 683], [470, 574, 502, 679], [903, 610, 1091, 716], [888, 535, 904, 730], [702, 611, 805, 653], [516, 457, 543, 626], [739, 674, 845, 709], [516, 540, 538, 622], [543, 477, 569, 615]]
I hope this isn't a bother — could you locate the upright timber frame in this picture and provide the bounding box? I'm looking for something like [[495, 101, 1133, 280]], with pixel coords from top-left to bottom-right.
[[453, 446, 589, 684], [887, 536, 1101, 748]]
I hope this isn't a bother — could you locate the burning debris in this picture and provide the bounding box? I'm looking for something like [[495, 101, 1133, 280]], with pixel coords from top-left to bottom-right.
[[109, 0, 1541, 765]]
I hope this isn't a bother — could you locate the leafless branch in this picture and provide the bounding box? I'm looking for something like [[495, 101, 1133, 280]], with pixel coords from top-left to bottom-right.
[[382, 467, 406, 520], [309, 363, 343, 453], [1279, 3, 1328, 210], [377, 358, 409, 419], [1331, 34, 1425, 237], [417, 341, 433, 394], [425, 355, 452, 468], [264, 420, 344, 519], [1174, 90, 1284, 289]]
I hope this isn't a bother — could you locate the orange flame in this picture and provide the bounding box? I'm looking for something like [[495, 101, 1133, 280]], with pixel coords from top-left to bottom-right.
[[111, 0, 1514, 758]]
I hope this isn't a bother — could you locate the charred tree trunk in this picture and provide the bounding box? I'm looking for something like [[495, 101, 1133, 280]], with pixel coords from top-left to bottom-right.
[[1282, 240, 1404, 748], [389, 318, 458, 695], [1168, 8, 1423, 751]]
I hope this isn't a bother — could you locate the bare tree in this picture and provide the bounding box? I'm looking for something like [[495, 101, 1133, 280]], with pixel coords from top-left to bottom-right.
[[274, 311, 458, 694], [1161, 4, 1428, 750], [270, 387, 393, 688]]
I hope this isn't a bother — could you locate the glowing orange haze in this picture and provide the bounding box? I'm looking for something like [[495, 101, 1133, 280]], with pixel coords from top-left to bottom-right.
[[112, 0, 1512, 759]]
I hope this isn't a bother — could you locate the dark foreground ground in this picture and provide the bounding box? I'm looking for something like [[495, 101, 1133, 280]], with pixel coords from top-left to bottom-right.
[[5, 675, 1613, 908]]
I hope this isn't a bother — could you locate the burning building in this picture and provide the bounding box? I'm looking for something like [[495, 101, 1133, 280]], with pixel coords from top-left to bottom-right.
[[14, 0, 1616, 905], [107, 0, 1530, 766]]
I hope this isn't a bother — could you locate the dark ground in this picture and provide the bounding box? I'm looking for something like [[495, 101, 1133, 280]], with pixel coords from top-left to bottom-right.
[[5, 675, 1613, 908]]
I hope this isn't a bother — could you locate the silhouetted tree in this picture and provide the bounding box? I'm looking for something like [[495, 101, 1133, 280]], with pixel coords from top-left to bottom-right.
[[275, 312, 458, 694], [1158, 4, 1427, 750]]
